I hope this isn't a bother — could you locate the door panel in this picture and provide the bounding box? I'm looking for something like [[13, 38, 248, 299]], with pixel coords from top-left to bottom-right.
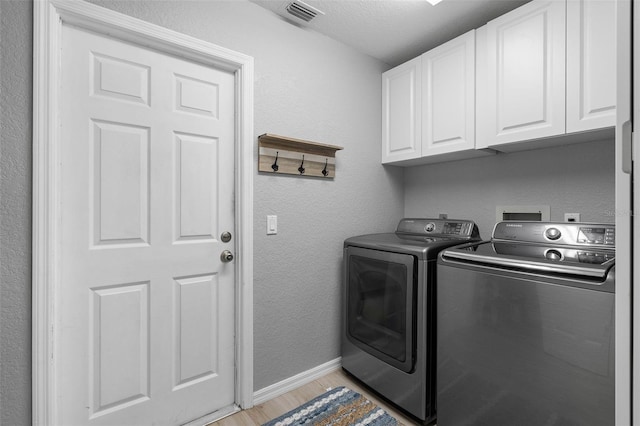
[[92, 120, 150, 246], [91, 52, 150, 104], [175, 74, 220, 116], [174, 133, 218, 241], [173, 274, 219, 389], [58, 25, 235, 425], [91, 282, 150, 416]]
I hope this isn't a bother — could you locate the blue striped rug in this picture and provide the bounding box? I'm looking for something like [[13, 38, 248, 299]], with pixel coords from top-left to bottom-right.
[[261, 386, 398, 426]]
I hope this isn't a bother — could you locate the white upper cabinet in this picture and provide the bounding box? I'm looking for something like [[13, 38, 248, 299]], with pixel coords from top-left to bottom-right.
[[480, 0, 616, 151], [566, 0, 616, 132], [382, 31, 493, 165], [422, 30, 476, 157], [382, 0, 617, 164], [382, 56, 422, 163], [484, 0, 566, 147]]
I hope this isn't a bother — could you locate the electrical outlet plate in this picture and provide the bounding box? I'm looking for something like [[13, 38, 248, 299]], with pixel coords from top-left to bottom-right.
[[564, 213, 581, 223]]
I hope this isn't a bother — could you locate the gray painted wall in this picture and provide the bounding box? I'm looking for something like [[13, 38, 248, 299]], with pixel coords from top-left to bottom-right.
[[1, 1, 34, 425], [0, 1, 616, 424], [0, 1, 404, 424], [404, 139, 615, 237]]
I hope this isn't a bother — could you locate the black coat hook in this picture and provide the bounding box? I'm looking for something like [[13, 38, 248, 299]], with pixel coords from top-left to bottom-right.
[[298, 155, 305, 174], [271, 151, 279, 172], [322, 158, 329, 177]]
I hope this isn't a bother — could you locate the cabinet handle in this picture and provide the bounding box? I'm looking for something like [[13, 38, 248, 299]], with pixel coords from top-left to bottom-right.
[[617, 0, 632, 175], [622, 120, 632, 174]]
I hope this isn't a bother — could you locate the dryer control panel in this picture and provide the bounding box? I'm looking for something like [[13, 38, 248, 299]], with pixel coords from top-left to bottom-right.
[[493, 221, 615, 248], [396, 218, 480, 239]]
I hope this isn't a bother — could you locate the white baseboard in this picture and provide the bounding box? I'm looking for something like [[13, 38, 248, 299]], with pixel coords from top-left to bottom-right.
[[253, 357, 342, 405]]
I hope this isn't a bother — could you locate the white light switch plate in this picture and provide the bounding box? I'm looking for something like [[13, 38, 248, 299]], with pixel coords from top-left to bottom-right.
[[267, 215, 277, 235]]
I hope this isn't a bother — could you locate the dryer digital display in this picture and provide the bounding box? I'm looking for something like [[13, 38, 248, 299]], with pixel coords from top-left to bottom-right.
[[443, 222, 464, 235]]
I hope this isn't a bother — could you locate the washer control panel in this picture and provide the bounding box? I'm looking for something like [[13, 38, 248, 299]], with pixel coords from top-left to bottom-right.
[[493, 221, 615, 248], [577, 226, 616, 245]]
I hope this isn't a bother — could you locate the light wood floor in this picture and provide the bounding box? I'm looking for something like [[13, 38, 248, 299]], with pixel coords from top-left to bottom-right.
[[207, 369, 421, 426]]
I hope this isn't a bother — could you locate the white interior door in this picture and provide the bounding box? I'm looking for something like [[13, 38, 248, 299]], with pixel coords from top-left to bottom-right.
[[56, 24, 236, 425]]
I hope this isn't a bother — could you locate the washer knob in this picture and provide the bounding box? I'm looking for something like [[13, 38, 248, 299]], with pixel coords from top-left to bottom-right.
[[545, 227, 561, 240], [545, 249, 562, 261], [425, 222, 436, 232]]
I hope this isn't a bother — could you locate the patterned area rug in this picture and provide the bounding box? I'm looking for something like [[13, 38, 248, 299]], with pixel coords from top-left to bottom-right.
[[261, 386, 398, 426]]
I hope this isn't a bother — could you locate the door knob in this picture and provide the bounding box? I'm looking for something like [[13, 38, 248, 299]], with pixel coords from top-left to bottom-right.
[[221, 250, 234, 263]]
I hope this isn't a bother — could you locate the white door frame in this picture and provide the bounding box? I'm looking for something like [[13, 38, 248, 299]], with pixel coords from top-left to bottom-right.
[[32, 1, 254, 424]]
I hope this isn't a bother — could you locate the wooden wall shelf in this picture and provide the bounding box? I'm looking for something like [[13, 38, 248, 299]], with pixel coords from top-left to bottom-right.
[[258, 133, 344, 178]]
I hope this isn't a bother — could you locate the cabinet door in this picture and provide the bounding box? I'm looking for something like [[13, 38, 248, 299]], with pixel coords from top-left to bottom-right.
[[486, 0, 566, 146], [422, 30, 475, 156], [382, 56, 422, 163], [566, 0, 616, 132]]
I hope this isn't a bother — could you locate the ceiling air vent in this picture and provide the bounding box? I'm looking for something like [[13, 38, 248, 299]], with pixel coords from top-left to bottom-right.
[[285, 0, 324, 22]]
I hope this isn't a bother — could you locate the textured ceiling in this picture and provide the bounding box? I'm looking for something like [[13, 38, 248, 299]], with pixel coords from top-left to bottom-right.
[[248, 0, 531, 67]]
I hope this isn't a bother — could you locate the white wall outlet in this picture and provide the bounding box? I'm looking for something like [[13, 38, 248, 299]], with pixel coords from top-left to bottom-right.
[[564, 213, 581, 223], [267, 215, 278, 235]]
